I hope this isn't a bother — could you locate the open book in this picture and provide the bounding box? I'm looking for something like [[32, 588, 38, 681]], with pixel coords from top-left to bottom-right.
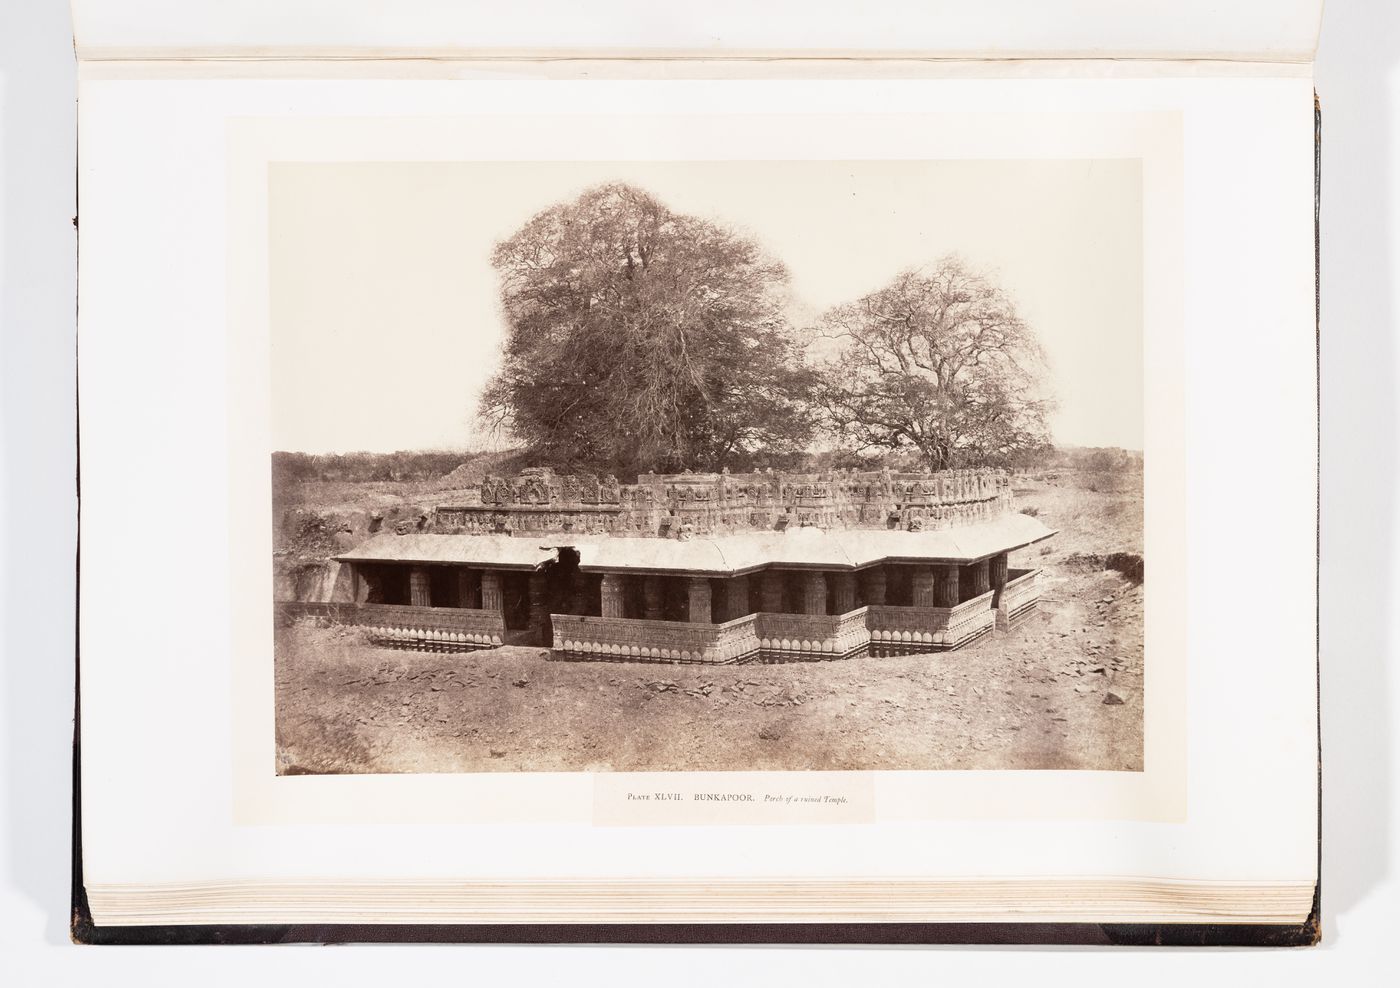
[[72, 0, 1323, 945]]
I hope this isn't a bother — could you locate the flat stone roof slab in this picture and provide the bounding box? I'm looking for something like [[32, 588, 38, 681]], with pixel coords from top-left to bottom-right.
[[335, 533, 557, 570], [557, 513, 1056, 576], [337, 514, 1055, 577]]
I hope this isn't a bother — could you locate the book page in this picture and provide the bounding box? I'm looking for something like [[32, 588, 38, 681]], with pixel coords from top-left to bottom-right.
[[75, 56, 1318, 925]]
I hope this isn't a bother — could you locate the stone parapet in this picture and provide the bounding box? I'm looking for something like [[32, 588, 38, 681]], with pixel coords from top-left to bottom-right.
[[546, 576, 1041, 664], [997, 568, 1041, 629], [552, 612, 760, 665], [753, 607, 871, 663], [278, 601, 506, 652], [865, 591, 1000, 655], [433, 466, 1014, 539]]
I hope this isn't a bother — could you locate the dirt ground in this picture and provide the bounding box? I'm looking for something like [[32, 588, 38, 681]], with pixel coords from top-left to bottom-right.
[[274, 471, 1144, 774]]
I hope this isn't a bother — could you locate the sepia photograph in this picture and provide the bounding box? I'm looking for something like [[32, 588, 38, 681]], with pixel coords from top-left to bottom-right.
[[270, 159, 1145, 775]]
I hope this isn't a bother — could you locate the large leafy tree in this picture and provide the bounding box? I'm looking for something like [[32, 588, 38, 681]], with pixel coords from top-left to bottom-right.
[[813, 257, 1053, 470], [480, 183, 813, 476]]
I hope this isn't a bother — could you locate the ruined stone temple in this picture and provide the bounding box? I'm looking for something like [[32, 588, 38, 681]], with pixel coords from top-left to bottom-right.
[[285, 467, 1055, 664]]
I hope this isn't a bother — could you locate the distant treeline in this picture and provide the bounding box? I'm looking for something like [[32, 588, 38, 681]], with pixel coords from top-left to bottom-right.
[[272, 449, 485, 485], [271, 444, 1138, 488], [270, 447, 924, 486], [1047, 447, 1143, 473]]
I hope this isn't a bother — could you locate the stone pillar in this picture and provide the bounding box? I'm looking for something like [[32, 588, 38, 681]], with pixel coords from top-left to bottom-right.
[[760, 570, 785, 613], [728, 575, 751, 619], [802, 572, 828, 616], [480, 571, 504, 613], [831, 572, 857, 613], [528, 571, 549, 639], [456, 568, 478, 609], [989, 553, 1009, 595], [971, 559, 991, 597], [600, 573, 626, 618], [686, 576, 712, 624], [911, 567, 937, 608], [935, 565, 960, 607], [642, 576, 665, 620], [861, 567, 886, 606], [409, 566, 432, 607]]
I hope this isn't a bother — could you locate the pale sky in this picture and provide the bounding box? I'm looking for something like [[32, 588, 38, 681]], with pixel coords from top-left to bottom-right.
[[269, 159, 1142, 454]]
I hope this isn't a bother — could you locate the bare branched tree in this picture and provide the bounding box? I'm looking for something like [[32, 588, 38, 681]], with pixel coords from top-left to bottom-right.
[[480, 183, 814, 476], [812, 256, 1054, 470]]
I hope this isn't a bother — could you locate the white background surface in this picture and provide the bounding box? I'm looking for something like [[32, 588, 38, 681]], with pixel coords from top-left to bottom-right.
[[67, 0, 1323, 60], [2, 0, 1395, 983]]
